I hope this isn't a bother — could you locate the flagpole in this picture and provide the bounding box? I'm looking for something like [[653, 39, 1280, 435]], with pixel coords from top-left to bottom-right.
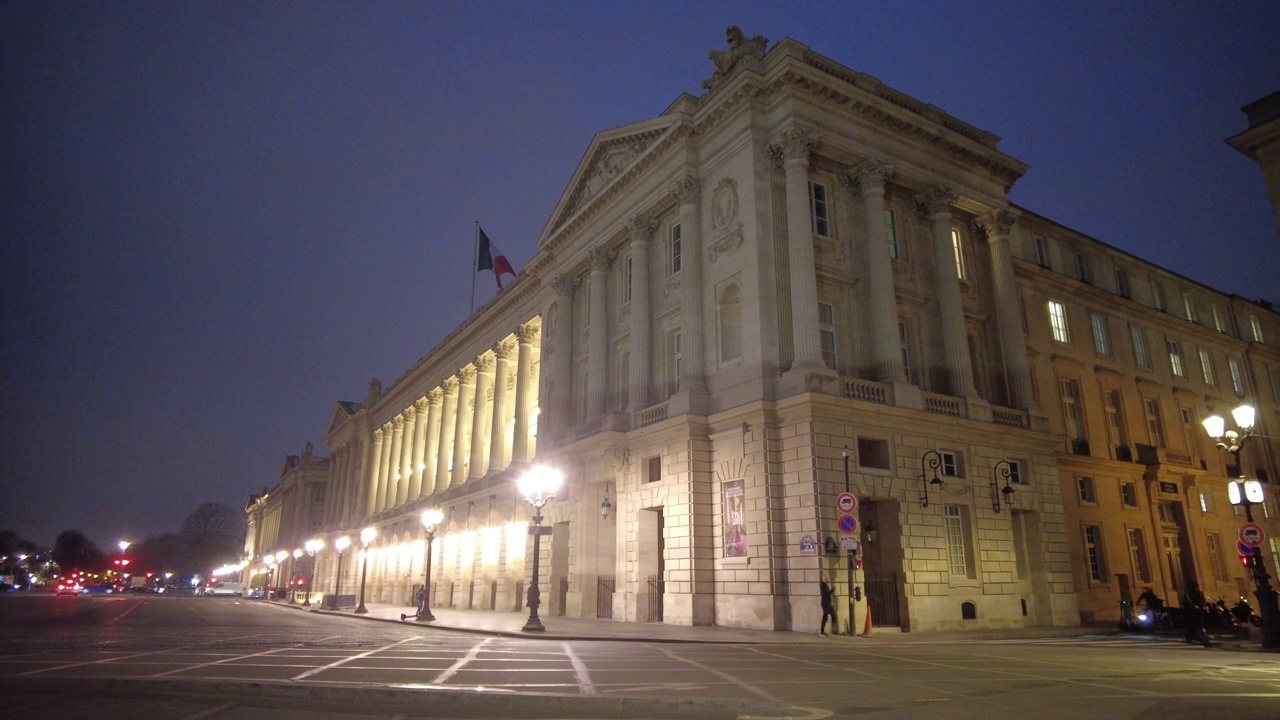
[[470, 221, 478, 315]]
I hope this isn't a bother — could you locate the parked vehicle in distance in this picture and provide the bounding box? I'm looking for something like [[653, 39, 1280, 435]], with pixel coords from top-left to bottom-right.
[[55, 582, 80, 596], [80, 584, 114, 594], [202, 581, 243, 597]]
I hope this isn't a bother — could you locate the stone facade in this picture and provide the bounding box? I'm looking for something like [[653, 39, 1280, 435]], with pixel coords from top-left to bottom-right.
[[245, 30, 1280, 633]]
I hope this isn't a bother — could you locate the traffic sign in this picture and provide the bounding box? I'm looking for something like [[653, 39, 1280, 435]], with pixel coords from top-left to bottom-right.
[[840, 536, 860, 551], [799, 536, 817, 555], [1238, 540, 1259, 557], [1240, 523, 1266, 548], [837, 514, 859, 535], [836, 492, 858, 514]]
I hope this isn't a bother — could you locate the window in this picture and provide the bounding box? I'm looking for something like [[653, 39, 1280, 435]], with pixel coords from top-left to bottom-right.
[[672, 330, 683, 392], [1151, 278, 1167, 312], [1167, 339, 1185, 378], [1206, 533, 1227, 582], [1048, 300, 1070, 343], [1199, 491, 1214, 514], [940, 451, 965, 478], [1078, 476, 1097, 503], [1034, 236, 1051, 268], [1251, 315, 1265, 343], [1121, 482, 1139, 508], [944, 505, 975, 578], [886, 209, 899, 258], [717, 283, 743, 363], [1060, 380, 1084, 440], [1075, 251, 1092, 284], [1128, 529, 1151, 583], [1229, 357, 1244, 395], [645, 456, 661, 483], [1114, 266, 1131, 298], [1090, 313, 1110, 355], [818, 303, 837, 370], [898, 322, 914, 383], [1006, 460, 1025, 485], [808, 181, 829, 237], [1212, 305, 1226, 333], [1198, 349, 1215, 385], [1182, 292, 1197, 323], [950, 228, 966, 280], [1131, 327, 1151, 368], [623, 255, 633, 304], [1084, 525, 1108, 582], [1105, 390, 1128, 449], [857, 438, 890, 470], [1270, 368, 1280, 402], [1144, 398, 1167, 447], [312, 485, 325, 503], [669, 224, 682, 274]]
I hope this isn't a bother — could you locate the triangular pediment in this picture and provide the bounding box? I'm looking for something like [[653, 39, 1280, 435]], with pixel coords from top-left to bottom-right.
[[325, 400, 360, 439], [539, 114, 683, 244]]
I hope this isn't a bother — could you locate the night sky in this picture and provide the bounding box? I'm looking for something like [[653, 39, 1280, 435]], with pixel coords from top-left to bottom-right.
[[2, 2, 1278, 552]]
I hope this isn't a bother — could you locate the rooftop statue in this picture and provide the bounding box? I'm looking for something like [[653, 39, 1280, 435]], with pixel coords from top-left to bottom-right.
[[703, 26, 768, 91]]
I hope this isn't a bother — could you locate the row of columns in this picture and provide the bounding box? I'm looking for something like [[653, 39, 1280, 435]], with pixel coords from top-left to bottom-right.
[[771, 126, 1036, 411]]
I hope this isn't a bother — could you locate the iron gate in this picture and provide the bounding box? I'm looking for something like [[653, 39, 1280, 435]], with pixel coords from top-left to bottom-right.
[[557, 577, 569, 617], [865, 571, 900, 627], [641, 574, 664, 623], [597, 575, 615, 619]]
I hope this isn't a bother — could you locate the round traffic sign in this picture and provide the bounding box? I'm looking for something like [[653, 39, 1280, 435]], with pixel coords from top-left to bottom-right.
[[837, 514, 859, 535], [836, 492, 858, 514], [1238, 540, 1259, 557], [1240, 523, 1266, 548]]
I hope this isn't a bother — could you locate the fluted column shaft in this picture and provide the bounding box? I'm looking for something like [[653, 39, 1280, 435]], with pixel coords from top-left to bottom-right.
[[451, 367, 476, 488], [773, 130, 824, 371], [388, 415, 405, 508], [979, 209, 1036, 410], [435, 378, 458, 492], [848, 162, 907, 382], [398, 412, 415, 505], [673, 176, 707, 390], [368, 428, 386, 516], [409, 399, 428, 500], [470, 356, 495, 479], [549, 276, 578, 439], [587, 247, 613, 416], [345, 439, 360, 525], [490, 341, 514, 471], [919, 186, 976, 398], [512, 323, 537, 463], [421, 389, 442, 497], [626, 217, 655, 412]]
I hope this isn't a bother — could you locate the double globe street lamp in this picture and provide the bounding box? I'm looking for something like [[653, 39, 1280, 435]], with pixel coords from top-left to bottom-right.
[[415, 508, 444, 622], [1204, 402, 1280, 649], [518, 465, 563, 632], [303, 539, 324, 607], [332, 535, 351, 609], [354, 527, 377, 615]]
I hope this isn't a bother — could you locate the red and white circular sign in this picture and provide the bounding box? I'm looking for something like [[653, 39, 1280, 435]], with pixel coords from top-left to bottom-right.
[[836, 492, 858, 514], [1240, 523, 1266, 548]]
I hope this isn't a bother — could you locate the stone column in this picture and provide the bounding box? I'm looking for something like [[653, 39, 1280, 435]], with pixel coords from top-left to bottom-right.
[[548, 275, 579, 440], [420, 389, 443, 498], [409, 398, 428, 500], [846, 160, 907, 383], [400, 411, 417, 506], [586, 246, 614, 418], [368, 427, 386, 516], [435, 377, 458, 491], [388, 415, 405, 508], [770, 128, 826, 373], [512, 321, 538, 463], [915, 185, 977, 398], [451, 365, 476, 488], [626, 215, 656, 413], [490, 339, 515, 471], [672, 175, 708, 396], [977, 209, 1037, 411], [351, 424, 370, 522], [469, 354, 495, 480], [333, 446, 350, 526]]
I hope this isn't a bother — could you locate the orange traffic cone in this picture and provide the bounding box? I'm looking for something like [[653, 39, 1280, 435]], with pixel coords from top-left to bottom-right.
[[861, 604, 874, 637]]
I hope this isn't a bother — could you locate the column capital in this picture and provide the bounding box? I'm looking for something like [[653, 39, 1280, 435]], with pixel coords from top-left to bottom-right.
[[974, 208, 1020, 239], [427, 387, 443, 405], [842, 158, 895, 194], [392, 414, 405, 429], [373, 426, 385, 441], [670, 175, 701, 205], [414, 396, 430, 412], [912, 184, 957, 218], [586, 246, 617, 272], [474, 353, 495, 373], [494, 338, 517, 360], [768, 127, 818, 164], [550, 274, 580, 298], [442, 376, 459, 395], [516, 320, 540, 344], [457, 365, 477, 383], [627, 214, 658, 243]]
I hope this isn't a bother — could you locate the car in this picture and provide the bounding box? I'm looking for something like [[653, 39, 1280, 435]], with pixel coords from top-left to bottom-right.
[[203, 581, 243, 597], [80, 584, 114, 595], [55, 582, 80, 596]]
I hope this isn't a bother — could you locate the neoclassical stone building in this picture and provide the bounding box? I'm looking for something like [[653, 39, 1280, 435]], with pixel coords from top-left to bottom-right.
[[246, 29, 1280, 633]]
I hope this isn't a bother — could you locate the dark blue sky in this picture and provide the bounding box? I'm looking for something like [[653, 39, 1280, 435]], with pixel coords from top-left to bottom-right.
[[2, 2, 1278, 551]]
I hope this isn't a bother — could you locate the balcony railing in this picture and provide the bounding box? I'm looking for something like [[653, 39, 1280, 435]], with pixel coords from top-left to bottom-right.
[[842, 378, 888, 404], [922, 391, 963, 418], [992, 407, 1028, 428], [635, 402, 668, 428]]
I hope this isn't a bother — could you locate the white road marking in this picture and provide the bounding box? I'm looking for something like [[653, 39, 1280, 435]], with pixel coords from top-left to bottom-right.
[[657, 645, 786, 706], [562, 642, 595, 695], [291, 636, 417, 680], [18, 633, 271, 676], [175, 701, 239, 719], [431, 637, 494, 685]]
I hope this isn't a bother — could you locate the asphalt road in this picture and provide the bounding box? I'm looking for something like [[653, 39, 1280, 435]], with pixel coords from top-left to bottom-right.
[[2, 593, 1280, 719]]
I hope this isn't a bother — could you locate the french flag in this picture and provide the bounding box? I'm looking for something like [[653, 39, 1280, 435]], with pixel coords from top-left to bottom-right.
[[477, 225, 516, 289]]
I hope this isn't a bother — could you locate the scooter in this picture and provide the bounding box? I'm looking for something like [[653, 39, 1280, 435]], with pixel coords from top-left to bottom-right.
[[1232, 597, 1262, 627]]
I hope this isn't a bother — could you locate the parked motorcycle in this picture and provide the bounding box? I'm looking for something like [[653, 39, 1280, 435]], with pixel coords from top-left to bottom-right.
[[1232, 597, 1262, 627]]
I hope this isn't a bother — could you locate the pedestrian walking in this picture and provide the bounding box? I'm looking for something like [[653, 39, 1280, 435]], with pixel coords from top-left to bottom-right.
[[1181, 581, 1208, 646], [819, 577, 835, 637]]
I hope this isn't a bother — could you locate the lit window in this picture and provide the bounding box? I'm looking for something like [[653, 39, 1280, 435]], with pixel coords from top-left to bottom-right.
[[1182, 292, 1197, 323], [886, 209, 899, 258], [1105, 390, 1127, 449], [1006, 460, 1025, 485], [1199, 348, 1215, 385], [1034, 236, 1051, 268], [669, 224, 682, 274], [1211, 305, 1225, 333], [818, 303, 837, 370], [944, 505, 973, 578], [1121, 482, 1138, 508], [1060, 380, 1084, 440], [1128, 528, 1150, 582], [1144, 398, 1166, 447], [673, 331, 683, 390], [1090, 313, 1110, 355], [1131, 327, 1150, 368], [1167, 340, 1185, 378], [1229, 358, 1244, 394], [940, 451, 964, 478], [950, 228, 966, 280], [808, 181, 829, 237], [1048, 300, 1070, 343], [1084, 525, 1107, 582], [1199, 491, 1213, 514], [1251, 316, 1265, 343]]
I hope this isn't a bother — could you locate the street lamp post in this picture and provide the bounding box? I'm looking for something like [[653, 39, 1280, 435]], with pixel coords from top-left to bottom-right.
[[332, 536, 350, 608], [355, 527, 376, 614], [841, 447, 856, 637], [274, 550, 288, 599], [416, 508, 444, 622], [1204, 403, 1280, 650], [303, 539, 324, 607], [918, 450, 945, 508], [289, 549, 302, 602], [518, 464, 563, 632]]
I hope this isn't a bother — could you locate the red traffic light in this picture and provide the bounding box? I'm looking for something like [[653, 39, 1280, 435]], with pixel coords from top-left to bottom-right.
[[1240, 555, 1254, 568]]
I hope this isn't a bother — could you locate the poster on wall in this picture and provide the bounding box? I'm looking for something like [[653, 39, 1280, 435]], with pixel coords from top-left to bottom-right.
[[723, 479, 748, 557]]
